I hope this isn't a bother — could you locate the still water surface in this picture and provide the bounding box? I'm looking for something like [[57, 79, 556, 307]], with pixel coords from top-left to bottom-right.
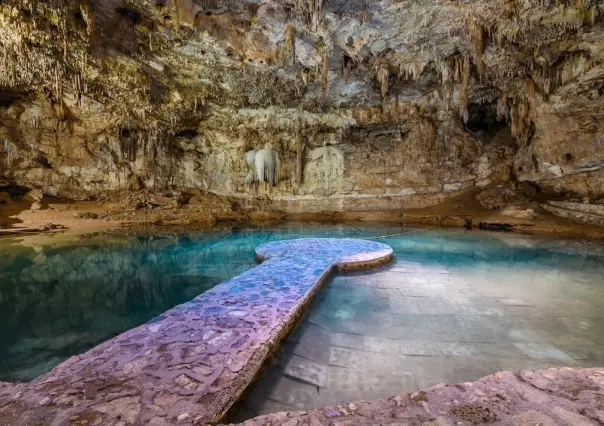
[[0, 224, 603, 384]]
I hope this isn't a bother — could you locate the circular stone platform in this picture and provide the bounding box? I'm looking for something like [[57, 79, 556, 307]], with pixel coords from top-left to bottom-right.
[[0, 238, 393, 426], [256, 238, 394, 269]]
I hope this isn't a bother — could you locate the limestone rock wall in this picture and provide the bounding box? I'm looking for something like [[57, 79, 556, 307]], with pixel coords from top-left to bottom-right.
[[0, 0, 603, 213]]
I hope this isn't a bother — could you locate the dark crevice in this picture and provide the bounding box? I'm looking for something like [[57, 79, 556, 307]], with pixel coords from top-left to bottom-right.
[[72, 9, 87, 30], [0, 90, 27, 107], [0, 185, 31, 201], [175, 129, 198, 138], [36, 154, 52, 169], [116, 7, 141, 25], [463, 102, 508, 143]]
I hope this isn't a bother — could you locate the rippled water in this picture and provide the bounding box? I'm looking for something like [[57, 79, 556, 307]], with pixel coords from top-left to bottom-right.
[[0, 224, 603, 385]]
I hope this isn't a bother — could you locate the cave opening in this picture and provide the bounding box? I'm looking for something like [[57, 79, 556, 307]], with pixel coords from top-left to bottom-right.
[[72, 9, 87, 30], [0, 184, 30, 201], [116, 7, 141, 25], [175, 129, 199, 138], [36, 154, 52, 169], [0, 90, 26, 107], [464, 102, 509, 143]]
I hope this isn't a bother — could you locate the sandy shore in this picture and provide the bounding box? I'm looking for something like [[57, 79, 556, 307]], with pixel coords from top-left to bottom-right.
[[2, 190, 604, 247]]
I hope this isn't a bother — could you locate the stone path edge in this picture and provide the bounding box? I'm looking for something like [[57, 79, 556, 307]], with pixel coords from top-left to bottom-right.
[[0, 238, 393, 426], [223, 241, 393, 422], [230, 367, 604, 426]]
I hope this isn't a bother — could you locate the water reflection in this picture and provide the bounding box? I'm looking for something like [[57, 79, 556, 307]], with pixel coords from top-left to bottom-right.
[[0, 224, 381, 381], [0, 224, 603, 382]]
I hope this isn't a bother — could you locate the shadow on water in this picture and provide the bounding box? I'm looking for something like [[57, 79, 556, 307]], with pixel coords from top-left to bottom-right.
[[0, 223, 603, 381]]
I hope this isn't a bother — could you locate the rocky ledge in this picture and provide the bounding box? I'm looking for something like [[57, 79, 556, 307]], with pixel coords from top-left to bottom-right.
[[230, 367, 604, 426]]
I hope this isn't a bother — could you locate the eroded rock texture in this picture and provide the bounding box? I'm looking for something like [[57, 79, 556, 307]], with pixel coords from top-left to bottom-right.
[[230, 368, 604, 426], [0, 0, 603, 212]]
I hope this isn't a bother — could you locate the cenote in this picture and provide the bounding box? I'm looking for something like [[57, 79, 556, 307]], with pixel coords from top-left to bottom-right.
[[1, 225, 604, 411]]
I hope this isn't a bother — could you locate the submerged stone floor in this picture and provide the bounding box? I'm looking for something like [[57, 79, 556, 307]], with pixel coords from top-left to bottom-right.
[[233, 250, 604, 420], [0, 238, 393, 425], [230, 367, 604, 425]]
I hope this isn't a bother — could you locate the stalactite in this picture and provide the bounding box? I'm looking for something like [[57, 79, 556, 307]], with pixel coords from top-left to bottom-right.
[[376, 63, 389, 98], [171, 0, 181, 30], [285, 24, 296, 67], [2, 139, 19, 169], [301, 67, 312, 85], [419, 117, 436, 150], [440, 61, 451, 86], [322, 52, 328, 98], [310, 0, 327, 31], [62, 25, 67, 61], [54, 63, 63, 105], [73, 73, 86, 107], [295, 105, 304, 184], [342, 55, 353, 84], [399, 62, 426, 81], [80, 2, 95, 37], [588, 6, 599, 25], [459, 56, 471, 123], [496, 94, 509, 121], [244, 145, 281, 186], [510, 103, 520, 138], [510, 98, 531, 145], [394, 96, 402, 121], [119, 126, 138, 162], [447, 54, 465, 84], [527, 78, 536, 99], [469, 19, 486, 74]]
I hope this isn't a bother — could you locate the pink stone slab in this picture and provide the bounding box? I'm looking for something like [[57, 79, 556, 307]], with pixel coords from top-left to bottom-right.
[[0, 238, 393, 425]]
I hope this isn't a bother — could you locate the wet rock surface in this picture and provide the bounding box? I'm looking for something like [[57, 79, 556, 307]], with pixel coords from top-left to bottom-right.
[[229, 367, 604, 426], [542, 201, 604, 227], [0, 238, 392, 425]]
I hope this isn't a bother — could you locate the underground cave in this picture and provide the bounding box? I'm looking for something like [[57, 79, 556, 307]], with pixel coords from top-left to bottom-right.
[[1, 0, 604, 425]]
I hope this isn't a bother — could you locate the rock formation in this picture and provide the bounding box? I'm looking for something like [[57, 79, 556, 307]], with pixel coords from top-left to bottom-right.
[[0, 0, 603, 217]]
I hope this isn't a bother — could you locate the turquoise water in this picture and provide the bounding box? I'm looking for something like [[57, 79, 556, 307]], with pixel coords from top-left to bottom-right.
[[1, 224, 603, 382]]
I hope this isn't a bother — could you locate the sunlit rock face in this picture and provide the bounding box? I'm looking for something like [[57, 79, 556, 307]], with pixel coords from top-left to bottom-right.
[[0, 0, 603, 212]]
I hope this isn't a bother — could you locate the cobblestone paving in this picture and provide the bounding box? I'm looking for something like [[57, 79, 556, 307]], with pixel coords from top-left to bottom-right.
[[0, 239, 393, 426]]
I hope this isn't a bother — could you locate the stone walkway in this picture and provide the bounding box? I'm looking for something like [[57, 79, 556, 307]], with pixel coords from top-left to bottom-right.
[[0, 239, 393, 425], [230, 367, 604, 425]]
